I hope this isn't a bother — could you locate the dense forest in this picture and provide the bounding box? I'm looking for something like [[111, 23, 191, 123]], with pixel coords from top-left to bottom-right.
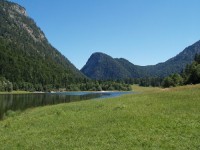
[[0, 76, 13, 92], [162, 54, 200, 88], [0, 0, 85, 91], [66, 79, 132, 91], [130, 54, 200, 88], [0, 76, 131, 92]]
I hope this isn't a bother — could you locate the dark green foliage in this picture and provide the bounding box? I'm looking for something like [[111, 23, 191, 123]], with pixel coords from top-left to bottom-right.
[[194, 54, 200, 63], [0, 76, 13, 92], [183, 62, 200, 84], [162, 54, 200, 87], [162, 74, 183, 88], [81, 52, 148, 80], [115, 58, 148, 78], [0, 0, 85, 91], [81, 52, 132, 80], [66, 79, 131, 91]]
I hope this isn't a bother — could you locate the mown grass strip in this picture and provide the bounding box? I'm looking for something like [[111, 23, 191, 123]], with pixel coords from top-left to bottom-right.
[[0, 91, 31, 95]]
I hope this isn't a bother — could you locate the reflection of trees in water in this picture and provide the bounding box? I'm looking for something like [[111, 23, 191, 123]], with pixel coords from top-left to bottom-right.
[[0, 93, 105, 119]]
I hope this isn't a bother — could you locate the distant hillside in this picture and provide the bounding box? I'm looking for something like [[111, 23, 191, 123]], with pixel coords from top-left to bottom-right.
[[81, 40, 200, 80], [144, 40, 200, 77], [0, 0, 85, 89], [81, 52, 131, 79], [81, 52, 148, 80], [114, 58, 147, 78]]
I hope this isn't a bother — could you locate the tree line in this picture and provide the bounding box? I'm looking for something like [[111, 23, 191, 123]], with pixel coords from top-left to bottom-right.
[[129, 54, 200, 88], [162, 54, 200, 87], [1, 54, 199, 92], [0, 77, 132, 92], [120, 54, 200, 88], [0, 76, 13, 92]]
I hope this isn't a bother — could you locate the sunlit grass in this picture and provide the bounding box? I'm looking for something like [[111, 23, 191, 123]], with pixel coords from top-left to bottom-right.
[[0, 91, 31, 94], [132, 84, 162, 93], [0, 85, 200, 149]]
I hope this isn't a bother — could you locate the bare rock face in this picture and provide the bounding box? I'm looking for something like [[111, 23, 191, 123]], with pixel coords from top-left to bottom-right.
[[11, 3, 27, 16], [6, 2, 45, 42]]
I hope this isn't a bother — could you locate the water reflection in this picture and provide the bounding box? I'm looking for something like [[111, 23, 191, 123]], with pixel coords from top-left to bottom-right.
[[0, 91, 131, 119]]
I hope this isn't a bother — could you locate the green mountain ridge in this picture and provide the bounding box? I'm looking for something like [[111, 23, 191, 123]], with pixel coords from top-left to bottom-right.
[[144, 40, 200, 77], [81, 40, 200, 80], [0, 0, 85, 90], [81, 52, 132, 79]]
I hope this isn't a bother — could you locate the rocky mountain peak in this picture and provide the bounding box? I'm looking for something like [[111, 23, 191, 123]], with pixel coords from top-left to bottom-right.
[[3, 1, 46, 43], [11, 3, 27, 16]]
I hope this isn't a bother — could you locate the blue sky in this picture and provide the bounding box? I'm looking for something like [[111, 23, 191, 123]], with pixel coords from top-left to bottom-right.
[[10, 0, 200, 69]]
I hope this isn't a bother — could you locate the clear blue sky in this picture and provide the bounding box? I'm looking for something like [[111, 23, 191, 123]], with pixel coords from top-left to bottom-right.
[[10, 0, 200, 69]]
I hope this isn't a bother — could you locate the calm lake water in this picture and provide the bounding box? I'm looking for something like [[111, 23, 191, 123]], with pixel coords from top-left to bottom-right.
[[0, 91, 131, 119]]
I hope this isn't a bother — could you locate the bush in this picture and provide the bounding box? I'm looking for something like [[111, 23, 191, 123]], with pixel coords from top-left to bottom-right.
[[162, 74, 183, 88]]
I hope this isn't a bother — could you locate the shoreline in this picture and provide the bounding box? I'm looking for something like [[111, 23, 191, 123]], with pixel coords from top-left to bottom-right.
[[0, 91, 32, 95], [0, 90, 133, 95]]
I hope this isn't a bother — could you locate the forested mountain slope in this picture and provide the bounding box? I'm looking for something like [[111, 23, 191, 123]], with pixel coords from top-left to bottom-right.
[[81, 52, 132, 79], [81, 41, 200, 80], [0, 0, 85, 90], [144, 40, 200, 77]]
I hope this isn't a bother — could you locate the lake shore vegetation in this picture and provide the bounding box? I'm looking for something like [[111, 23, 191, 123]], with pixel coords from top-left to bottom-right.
[[0, 84, 200, 149]]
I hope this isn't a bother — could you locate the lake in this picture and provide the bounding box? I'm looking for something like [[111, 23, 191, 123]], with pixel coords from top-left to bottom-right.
[[0, 91, 132, 119]]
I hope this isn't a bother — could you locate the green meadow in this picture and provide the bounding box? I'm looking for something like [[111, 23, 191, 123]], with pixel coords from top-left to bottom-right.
[[0, 91, 31, 95], [0, 85, 200, 149]]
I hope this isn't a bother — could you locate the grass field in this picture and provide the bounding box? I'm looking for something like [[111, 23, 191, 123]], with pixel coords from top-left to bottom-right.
[[0, 85, 200, 149], [0, 91, 31, 94]]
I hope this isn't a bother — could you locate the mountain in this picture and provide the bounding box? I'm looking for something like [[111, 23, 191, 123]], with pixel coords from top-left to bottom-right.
[[114, 58, 147, 78], [0, 0, 85, 89], [144, 40, 200, 77], [81, 52, 132, 79], [81, 40, 200, 80], [81, 52, 148, 80]]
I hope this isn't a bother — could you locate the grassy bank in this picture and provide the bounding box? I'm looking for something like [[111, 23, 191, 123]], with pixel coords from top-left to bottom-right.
[[0, 85, 200, 149], [0, 91, 31, 94]]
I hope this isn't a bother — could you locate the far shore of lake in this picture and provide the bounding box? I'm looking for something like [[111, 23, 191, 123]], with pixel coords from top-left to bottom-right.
[[0, 90, 133, 95], [0, 91, 32, 95]]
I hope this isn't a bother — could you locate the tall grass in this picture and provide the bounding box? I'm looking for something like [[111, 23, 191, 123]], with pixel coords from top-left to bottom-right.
[[0, 85, 200, 149]]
